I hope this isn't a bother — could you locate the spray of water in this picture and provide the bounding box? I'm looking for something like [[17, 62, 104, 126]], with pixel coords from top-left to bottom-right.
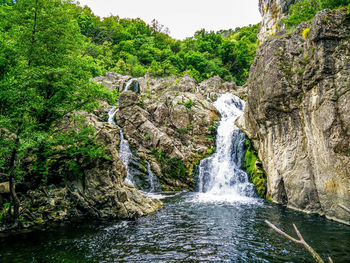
[[108, 107, 134, 186], [197, 93, 257, 203]]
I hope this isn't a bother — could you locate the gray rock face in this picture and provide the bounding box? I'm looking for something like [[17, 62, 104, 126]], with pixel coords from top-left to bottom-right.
[[1, 112, 162, 232], [258, 0, 298, 43], [95, 73, 243, 191], [238, 9, 350, 224]]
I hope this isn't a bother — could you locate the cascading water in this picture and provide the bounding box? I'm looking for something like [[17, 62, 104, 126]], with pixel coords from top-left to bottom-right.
[[123, 78, 139, 92], [108, 107, 134, 186], [108, 106, 158, 191], [147, 162, 160, 192], [197, 93, 257, 202]]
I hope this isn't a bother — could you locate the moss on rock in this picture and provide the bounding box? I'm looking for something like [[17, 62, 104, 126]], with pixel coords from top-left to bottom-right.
[[152, 149, 194, 191], [243, 138, 267, 198]]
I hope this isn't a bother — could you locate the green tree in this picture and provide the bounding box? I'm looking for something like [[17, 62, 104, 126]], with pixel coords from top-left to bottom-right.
[[283, 0, 349, 28], [0, 0, 110, 220]]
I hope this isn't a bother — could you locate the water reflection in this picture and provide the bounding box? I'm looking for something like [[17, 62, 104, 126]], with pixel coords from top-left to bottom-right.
[[0, 193, 349, 262]]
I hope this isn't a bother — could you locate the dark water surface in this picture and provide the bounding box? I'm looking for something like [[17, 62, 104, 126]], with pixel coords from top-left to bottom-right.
[[0, 193, 349, 263]]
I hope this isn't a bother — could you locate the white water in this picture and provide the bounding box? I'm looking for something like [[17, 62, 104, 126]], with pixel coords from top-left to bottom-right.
[[108, 107, 160, 190], [123, 78, 138, 91], [197, 93, 257, 203], [108, 107, 134, 186], [147, 162, 156, 192]]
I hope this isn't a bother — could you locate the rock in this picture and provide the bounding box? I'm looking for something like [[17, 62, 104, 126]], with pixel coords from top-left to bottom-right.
[[239, 8, 350, 224], [0, 111, 162, 232], [122, 78, 140, 93], [91, 73, 245, 192], [92, 72, 132, 91], [109, 75, 226, 191], [258, 0, 298, 43], [0, 182, 9, 194]]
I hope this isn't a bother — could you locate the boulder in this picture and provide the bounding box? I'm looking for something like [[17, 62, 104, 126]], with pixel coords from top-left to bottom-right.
[[0, 182, 9, 194]]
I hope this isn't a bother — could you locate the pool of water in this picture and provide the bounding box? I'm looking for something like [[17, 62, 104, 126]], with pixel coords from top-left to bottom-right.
[[0, 193, 349, 262]]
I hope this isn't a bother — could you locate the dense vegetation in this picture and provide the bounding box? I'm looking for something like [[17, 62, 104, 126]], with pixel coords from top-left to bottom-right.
[[0, 0, 117, 220], [74, 6, 258, 85], [283, 0, 349, 28], [0, 0, 258, 223]]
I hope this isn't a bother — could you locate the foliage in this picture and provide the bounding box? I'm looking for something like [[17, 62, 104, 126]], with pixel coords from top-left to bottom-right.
[[70, 4, 258, 85], [283, 0, 349, 28], [152, 149, 192, 190], [0, 0, 113, 220], [184, 99, 193, 109], [243, 139, 267, 198]]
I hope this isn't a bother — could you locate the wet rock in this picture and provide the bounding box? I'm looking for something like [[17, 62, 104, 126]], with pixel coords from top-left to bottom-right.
[[123, 79, 140, 93]]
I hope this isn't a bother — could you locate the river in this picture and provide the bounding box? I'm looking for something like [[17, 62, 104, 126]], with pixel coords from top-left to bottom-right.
[[0, 94, 349, 262], [0, 193, 349, 262]]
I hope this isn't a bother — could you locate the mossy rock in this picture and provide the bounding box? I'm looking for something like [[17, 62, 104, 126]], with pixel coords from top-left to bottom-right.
[[243, 138, 267, 198], [152, 149, 193, 191]]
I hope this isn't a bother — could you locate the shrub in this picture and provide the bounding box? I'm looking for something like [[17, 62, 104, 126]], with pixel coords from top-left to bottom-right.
[[282, 0, 320, 28], [283, 0, 349, 28], [184, 99, 193, 109]]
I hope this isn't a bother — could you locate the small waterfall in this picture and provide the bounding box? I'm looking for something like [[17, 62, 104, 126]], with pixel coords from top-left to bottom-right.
[[207, 94, 213, 103], [197, 93, 256, 202], [147, 162, 160, 192], [108, 107, 134, 186], [123, 78, 139, 92], [108, 107, 158, 192]]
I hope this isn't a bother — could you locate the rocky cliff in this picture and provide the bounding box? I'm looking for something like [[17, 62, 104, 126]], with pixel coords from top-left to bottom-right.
[[258, 0, 298, 42], [0, 111, 162, 232], [238, 7, 350, 224], [93, 73, 244, 191]]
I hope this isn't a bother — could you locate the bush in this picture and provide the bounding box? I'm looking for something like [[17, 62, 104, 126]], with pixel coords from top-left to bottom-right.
[[282, 0, 320, 28], [184, 99, 193, 109], [283, 0, 349, 28], [320, 0, 349, 9]]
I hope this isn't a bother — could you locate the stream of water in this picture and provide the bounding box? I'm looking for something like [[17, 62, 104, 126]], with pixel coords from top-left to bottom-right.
[[198, 94, 255, 202], [108, 107, 135, 186], [0, 194, 349, 262], [108, 106, 158, 191], [0, 95, 349, 262]]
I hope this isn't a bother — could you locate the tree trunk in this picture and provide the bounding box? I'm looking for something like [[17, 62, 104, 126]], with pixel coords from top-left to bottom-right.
[[9, 173, 20, 219], [7, 120, 23, 221], [8, 142, 20, 220]]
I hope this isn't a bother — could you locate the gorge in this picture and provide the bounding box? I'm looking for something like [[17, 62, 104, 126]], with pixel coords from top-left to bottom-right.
[[0, 0, 349, 262], [1, 84, 349, 262]]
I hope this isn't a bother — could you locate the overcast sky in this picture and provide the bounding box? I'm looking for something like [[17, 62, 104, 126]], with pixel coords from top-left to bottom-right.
[[77, 0, 262, 40]]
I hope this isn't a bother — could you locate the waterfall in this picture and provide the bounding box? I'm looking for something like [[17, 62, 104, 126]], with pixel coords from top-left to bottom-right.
[[107, 107, 159, 192], [147, 162, 160, 192], [108, 107, 134, 186], [197, 93, 256, 202], [123, 78, 139, 92]]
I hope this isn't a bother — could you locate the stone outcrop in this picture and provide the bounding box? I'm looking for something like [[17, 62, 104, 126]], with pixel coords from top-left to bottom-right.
[[94, 74, 242, 191], [238, 8, 350, 224], [258, 0, 298, 42], [0, 112, 161, 232]]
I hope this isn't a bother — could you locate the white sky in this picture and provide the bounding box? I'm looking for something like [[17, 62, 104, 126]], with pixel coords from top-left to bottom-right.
[[76, 0, 262, 40]]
